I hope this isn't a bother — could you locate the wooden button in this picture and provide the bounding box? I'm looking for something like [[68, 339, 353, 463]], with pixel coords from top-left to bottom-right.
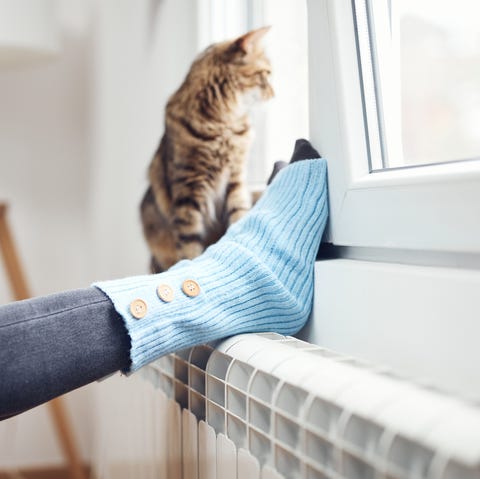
[[182, 279, 200, 297], [130, 299, 147, 319], [157, 284, 174, 302]]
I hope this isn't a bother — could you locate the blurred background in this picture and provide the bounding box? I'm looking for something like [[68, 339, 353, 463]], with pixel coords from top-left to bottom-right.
[[0, 0, 308, 474]]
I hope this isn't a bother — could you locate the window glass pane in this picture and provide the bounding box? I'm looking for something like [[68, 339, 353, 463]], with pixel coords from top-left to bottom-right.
[[255, 0, 309, 185], [200, 0, 309, 187], [358, 0, 480, 169]]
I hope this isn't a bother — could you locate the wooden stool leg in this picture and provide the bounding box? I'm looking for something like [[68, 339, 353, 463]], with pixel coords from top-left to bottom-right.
[[49, 398, 87, 479], [0, 204, 29, 300], [0, 203, 87, 479]]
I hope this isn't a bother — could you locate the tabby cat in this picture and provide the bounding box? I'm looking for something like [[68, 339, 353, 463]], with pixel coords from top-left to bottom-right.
[[141, 27, 274, 273]]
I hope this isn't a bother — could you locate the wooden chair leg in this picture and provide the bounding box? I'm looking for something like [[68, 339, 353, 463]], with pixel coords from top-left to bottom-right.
[[49, 398, 87, 479], [0, 203, 87, 479], [0, 204, 29, 300]]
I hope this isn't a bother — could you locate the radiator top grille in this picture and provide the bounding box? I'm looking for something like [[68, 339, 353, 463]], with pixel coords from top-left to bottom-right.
[[143, 333, 480, 479]]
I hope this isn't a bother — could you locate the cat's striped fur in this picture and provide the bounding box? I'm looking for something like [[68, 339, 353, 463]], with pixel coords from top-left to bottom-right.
[[141, 27, 274, 273]]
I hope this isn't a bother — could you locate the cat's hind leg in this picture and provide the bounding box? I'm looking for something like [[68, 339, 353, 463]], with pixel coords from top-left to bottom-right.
[[225, 176, 252, 226], [171, 193, 207, 261], [141, 186, 177, 271]]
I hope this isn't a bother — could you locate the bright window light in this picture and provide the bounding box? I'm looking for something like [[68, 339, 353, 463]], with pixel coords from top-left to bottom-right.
[[199, 0, 309, 188], [356, 0, 480, 169]]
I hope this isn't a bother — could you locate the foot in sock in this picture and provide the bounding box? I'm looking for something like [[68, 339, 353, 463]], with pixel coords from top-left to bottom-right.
[[267, 138, 321, 184], [94, 140, 328, 372]]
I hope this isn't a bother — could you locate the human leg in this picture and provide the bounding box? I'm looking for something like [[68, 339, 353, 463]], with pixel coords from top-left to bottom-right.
[[0, 288, 130, 418], [95, 151, 328, 372], [0, 140, 327, 416]]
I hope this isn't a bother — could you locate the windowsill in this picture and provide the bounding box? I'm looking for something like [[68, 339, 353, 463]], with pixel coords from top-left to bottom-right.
[[298, 258, 480, 401]]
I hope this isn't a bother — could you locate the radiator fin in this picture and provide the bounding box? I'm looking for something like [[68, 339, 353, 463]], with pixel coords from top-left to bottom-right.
[[93, 333, 480, 479]]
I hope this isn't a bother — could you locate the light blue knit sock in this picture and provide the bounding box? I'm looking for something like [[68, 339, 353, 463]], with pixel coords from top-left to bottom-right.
[[94, 158, 328, 372]]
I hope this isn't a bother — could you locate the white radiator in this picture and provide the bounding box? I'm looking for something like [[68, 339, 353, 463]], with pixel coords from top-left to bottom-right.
[[92, 333, 480, 479]]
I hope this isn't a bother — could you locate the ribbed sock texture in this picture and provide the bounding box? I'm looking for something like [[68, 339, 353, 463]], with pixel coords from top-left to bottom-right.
[[94, 159, 328, 372]]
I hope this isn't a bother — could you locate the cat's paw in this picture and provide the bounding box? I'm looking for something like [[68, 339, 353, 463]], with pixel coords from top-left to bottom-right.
[[228, 208, 249, 226]]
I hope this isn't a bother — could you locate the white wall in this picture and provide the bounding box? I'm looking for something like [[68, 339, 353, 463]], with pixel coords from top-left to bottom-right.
[[0, 0, 200, 470], [88, 0, 200, 469], [89, 0, 199, 281], [0, 7, 91, 302], [0, 0, 94, 469]]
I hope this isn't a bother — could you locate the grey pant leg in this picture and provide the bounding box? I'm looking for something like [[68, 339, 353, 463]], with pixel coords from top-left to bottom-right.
[[0, 287, 131, 419]]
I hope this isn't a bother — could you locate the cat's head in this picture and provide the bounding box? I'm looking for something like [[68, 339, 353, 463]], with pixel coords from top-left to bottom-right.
[[191, 27, 274, 111]]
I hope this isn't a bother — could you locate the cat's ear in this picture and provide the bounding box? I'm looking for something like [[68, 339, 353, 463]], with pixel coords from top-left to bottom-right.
[[231, 26, 271, 56]]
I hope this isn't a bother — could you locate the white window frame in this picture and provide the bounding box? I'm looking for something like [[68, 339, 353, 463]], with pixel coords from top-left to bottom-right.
[[303, 0, 480, 399], [196, 0, 253, 50], [308, 0, 480, 254]]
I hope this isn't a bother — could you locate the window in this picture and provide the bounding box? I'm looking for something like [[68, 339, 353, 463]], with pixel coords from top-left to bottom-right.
[[303, 0, 480, 398], [359, 0, 480, 169], [198, 0, 309, 190], [308, 0, 480, 255]]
